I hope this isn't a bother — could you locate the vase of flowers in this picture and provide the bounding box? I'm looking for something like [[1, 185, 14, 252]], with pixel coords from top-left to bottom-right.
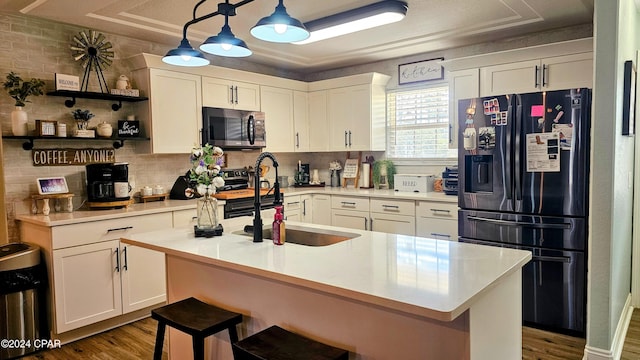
[[189, 144, 225, 230], [3, 72, 45, 136]]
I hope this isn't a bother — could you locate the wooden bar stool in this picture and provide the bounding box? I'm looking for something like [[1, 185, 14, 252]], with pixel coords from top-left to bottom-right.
[[232, 325, 349, 360], [151, 297, 242, 360]]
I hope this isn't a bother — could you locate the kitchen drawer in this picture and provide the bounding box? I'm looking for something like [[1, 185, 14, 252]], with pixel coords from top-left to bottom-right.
[[370, 198, 415, 216], [173, 209, 197, 228], [51, 212, 173, 249], [331, 196, 369, 212], [284, 195, 302, 211], [416, 201, 458, 220], [416, 217, 458, 241]]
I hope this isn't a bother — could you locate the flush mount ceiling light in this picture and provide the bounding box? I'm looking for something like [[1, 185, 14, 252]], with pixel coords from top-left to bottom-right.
[[295, 0, 408, 45], [163, 0, 307, 67], [251, 0, 309, 43]]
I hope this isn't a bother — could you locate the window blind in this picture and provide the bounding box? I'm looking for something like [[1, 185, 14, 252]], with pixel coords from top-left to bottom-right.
[[387, 85, 456, 159]]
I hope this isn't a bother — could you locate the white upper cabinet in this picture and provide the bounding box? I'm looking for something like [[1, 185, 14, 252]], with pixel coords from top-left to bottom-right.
[[132, 68, 202, 154], [261, 86, 294, 152], [448, 68, 480, 150], [480, 52, 593, 96], [202, 76, 260, 111], [307, 90, 330, 152], [312, 73, 389, 152], [293, 90, 309, 152]]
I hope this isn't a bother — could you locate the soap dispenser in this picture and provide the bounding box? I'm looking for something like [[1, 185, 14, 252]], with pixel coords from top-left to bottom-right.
[[272, 206, 285, 245]]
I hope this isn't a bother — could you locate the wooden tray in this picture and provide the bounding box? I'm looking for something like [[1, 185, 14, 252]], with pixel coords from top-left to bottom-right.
[[87, 199, 133, 209], [138, 193, 168, 203]]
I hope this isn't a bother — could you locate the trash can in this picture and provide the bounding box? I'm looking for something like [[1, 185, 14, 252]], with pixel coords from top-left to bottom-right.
[[0, 242, 47, 360]]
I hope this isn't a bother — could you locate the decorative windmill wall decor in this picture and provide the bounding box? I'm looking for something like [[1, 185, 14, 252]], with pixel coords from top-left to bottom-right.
[[70, 30, 114, 93]]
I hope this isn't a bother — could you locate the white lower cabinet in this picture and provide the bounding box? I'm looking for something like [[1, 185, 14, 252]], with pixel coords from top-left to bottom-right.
[[35, 212, 173, 334], [312, 194, 331, 225], [331, 196, 370, 230], [416, 201, 458, 241], [284, 195, 302, 221], [370, 198, 416, 236]]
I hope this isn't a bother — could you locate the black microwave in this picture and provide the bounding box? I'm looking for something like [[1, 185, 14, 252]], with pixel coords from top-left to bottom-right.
[[202, 107, 266, 149]]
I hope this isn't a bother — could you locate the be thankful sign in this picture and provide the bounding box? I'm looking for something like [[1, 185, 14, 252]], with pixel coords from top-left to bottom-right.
[[398, 58, 444, 85], [32, 148, 116, 166]]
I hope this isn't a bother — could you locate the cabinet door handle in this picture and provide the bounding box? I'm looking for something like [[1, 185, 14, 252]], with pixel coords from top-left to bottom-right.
[[122, 246, 128, 271], [364, 217, 368, 230], [430, 208, 451, 213], [115, 248, 120, 272], [230, 85, 234, 104], [296, 132, 299, 148], [534, 65, 540, 88], [287, 201, 300, 206], [382, 204, 399, 209], [234, 86, 239, 104], [302, 199, 306, 216], [430, 233, 451, 239], [542, 64, 548, 87], [107, 226, 133, 233], [341, 201, 356, 206], [368, 217, 373, 231], [348, 130, 352, 147], [344, 131, 348, 147]]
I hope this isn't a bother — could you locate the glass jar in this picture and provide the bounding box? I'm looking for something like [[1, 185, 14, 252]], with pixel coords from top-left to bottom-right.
[[196, 195, 218, 229]]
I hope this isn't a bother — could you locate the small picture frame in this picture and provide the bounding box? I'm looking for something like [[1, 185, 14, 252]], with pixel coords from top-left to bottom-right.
[[622, 60, 636, 136], [35, 120, 58, 137], [36, 177, 69, 195]]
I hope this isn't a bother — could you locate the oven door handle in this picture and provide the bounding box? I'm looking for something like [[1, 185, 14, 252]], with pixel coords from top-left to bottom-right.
[[466, 216, 571, 229], [531, 255, 571, 263]]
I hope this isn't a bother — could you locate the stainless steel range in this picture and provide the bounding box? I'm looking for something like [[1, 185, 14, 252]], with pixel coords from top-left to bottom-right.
[[216, 168, 280, 219]]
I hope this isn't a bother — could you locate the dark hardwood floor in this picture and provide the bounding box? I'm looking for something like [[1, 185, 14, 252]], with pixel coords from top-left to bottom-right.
[[20, 309, 640, 359]]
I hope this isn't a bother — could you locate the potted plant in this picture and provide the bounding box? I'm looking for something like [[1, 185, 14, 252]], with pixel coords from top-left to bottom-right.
[[3, 72, 46, 136], [373, 159, 396, 189], [71, 109, 95, 130]]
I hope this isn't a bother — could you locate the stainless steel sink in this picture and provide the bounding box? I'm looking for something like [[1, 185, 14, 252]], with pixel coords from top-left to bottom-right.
[[234, 226, 358, 246]]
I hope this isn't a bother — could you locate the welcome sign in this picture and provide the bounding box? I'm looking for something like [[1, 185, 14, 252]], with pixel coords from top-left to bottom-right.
[[32, 148, 116, 166]]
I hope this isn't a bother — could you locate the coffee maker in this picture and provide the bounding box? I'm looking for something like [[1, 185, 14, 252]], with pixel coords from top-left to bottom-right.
[[295, 163, 310, 185], [86, 163, 130, 202]]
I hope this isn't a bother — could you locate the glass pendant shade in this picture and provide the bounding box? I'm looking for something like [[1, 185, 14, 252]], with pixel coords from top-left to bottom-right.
[[251, 1, 309, 43], [162, 38, 210, 67], [200, 24, 252, 57]]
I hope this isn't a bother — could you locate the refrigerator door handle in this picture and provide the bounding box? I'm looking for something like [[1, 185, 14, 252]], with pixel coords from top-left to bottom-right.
[[505, 101, 513, 200], [514, 95, 523, 201], [466, 215, 571, 229]]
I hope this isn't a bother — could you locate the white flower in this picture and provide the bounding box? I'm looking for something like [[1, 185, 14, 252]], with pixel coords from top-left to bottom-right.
[[191, 147, 203, 158], [212, 146, 224, 157], [212, 176, 225, 188], [195, 165, 207, 176], [211, 164, 221, 175]]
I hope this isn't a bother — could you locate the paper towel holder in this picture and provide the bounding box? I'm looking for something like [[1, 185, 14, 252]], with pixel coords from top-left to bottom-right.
[[360, 155, 374, 189]]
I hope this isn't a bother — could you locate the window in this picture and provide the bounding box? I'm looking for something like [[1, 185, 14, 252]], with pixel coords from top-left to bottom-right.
[[387, 85, 457, 160]]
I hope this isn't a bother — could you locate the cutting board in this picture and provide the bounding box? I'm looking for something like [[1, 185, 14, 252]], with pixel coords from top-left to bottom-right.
[[213, 188, 274, 200]]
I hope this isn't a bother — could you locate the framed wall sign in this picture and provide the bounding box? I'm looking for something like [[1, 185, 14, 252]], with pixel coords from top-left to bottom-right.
[[35, 120, 58, 137], [398, 58, 444, 85], [54, 73, 80, 91], [622, 60, 636, 136]]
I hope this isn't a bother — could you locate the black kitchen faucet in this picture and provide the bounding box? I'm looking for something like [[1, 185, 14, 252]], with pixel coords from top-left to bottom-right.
[[252, 152, 282, 242]]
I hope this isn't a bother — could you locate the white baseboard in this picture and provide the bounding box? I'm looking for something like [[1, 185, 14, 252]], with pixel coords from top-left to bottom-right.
[[583, 294, 633, 360]]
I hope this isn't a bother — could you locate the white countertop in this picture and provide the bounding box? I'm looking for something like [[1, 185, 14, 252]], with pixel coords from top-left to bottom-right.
[[282, 186, 458, 202], [16, 188, 456, 227], [121, 219, 530, 322], [16, 199, 199, 226]]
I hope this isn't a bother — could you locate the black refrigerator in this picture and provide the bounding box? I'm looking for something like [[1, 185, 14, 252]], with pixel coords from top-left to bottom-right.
[[457, 88, 590, 337]]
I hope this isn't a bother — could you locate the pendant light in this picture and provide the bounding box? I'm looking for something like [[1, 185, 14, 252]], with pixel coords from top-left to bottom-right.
[[251, 0, 309, 43], [162, 38, 210, 67], [200, 0, 252, 57]]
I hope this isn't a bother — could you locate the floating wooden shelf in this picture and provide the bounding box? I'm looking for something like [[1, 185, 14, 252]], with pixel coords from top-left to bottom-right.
[[2, 135, 150, 150], [47, 90, 148, 111]]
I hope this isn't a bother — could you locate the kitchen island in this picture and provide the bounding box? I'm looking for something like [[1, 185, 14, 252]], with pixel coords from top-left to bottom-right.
[[122, 219, 531, 360]]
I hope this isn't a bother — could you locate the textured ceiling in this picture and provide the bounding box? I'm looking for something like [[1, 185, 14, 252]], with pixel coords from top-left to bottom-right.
[[0, 0, 594, 71]]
